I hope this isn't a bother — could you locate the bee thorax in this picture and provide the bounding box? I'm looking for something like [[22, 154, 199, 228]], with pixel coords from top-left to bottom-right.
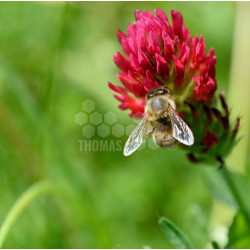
[[150, 97, 165, 112]]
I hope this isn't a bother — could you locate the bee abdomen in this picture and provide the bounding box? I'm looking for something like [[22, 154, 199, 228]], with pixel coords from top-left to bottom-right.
[[153, 135, 175, 148]]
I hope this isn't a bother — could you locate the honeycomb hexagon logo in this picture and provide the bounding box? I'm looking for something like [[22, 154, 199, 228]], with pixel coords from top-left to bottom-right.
[[76, 99, 130, 141], [82, 99, 95, 113], [82, 124, 95, 139], [104, 111, 117, 125], [97, 124, 110, 138], [75, 112, 88, 126], [89, 112, 102, 125], [112, 124, 124, 138]]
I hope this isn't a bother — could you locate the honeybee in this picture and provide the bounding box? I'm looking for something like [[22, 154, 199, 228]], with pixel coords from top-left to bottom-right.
[[123, 86, 194, 156]]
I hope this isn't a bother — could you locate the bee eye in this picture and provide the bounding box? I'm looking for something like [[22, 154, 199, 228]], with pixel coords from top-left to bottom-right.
[[158, 89, 168, 95], [147, 87, 169, 100], [147, 92, 155, 100]]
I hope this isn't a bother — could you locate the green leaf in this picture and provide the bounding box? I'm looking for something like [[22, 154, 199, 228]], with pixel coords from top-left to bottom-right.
[[159, 217, 194, 249], [212, 241, 220, 249], [226, 212, 250, 248], [204, 167, 250, 215], [203, 168, 237, 208]]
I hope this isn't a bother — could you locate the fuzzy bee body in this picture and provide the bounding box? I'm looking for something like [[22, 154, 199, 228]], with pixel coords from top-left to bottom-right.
[[123, 87, 194, 156], [146, 88, 176, 149], [152, 118, 176, 148]]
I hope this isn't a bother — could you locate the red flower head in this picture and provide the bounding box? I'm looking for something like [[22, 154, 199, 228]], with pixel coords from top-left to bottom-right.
[[109, 9, 240, 165], [108, 9, 217, 118]]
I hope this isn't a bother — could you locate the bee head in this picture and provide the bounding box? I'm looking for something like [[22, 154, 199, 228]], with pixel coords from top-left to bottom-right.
[[146, 87, 169, 100], [146, 87, 170, 112]]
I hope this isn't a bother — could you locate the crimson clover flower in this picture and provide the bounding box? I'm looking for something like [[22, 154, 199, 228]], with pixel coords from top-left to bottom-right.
[[108, 9, 240, 165]]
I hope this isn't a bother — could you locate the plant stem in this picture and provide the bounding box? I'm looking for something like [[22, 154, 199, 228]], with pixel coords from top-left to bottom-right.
[[0, 180, 56, 248], [221, 166, 250, 229], [227, 2, 250, 172]]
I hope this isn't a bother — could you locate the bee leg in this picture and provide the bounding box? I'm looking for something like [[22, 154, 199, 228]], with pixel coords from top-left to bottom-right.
[[146, 125, 158, 136]]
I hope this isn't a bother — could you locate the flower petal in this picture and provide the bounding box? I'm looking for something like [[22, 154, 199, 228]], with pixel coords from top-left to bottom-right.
[[113, 52, 132, 72], [138, 47, 153, 70], [172, 55, 185, 86], [171, 9, 185, 40], [148, 31, 161, 56], [155, 53, 169, 77]]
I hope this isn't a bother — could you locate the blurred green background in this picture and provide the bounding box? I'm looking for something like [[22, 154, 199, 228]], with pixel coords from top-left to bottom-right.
[[0, 2, 249, 249]]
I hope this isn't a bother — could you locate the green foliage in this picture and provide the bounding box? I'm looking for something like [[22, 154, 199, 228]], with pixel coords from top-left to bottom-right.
[[0, 2, 249, 249], [212, 241, 220, 249], [226, 213, 250, 248], [159, 217, 194, 249]]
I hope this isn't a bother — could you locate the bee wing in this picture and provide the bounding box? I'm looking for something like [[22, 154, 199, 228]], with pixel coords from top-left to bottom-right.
[[123, 114, 149, 156], [169, 106, 194, 146]]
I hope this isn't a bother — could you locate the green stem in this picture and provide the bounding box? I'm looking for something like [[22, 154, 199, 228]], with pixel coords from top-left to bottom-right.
[[0, 180, 56, 248], [227, 2, 250, 172], [42, 2, 68, 113], [221, 166, 250, 229]]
